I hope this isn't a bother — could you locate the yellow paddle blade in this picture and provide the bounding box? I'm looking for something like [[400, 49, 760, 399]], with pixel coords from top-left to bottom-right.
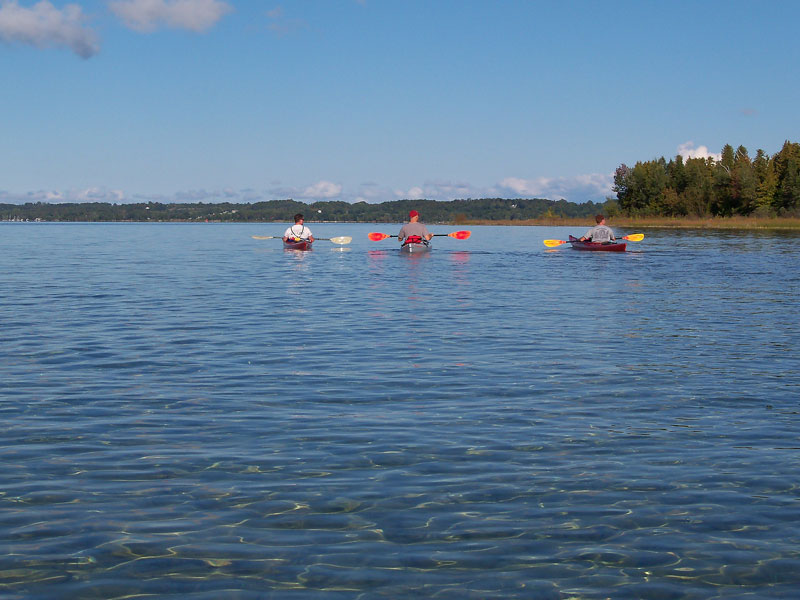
[[329, 236, 352, 245], [543, 239, 568, 247], [622, 233, 644, 242], [251, 235, 276, 240]]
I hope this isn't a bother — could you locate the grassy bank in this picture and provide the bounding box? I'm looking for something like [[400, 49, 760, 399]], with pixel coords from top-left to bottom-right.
[[458, 216, 800, 230]]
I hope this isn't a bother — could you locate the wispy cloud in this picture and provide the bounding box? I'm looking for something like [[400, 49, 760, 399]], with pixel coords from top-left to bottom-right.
[[676, 141, 722, 161], [266, 5, 306, 36], [0, 187, 125, 203], [109, 0, 233, 33], [348, 176, 612, 204], [497, 173, 613, 203], [303, 180, 342, 199], [267, 180, 343, 201], [1, 173, 615, 206], [391, 180, 477, 202], [0, 0, 99, 58], [265, 174, 613, 204]]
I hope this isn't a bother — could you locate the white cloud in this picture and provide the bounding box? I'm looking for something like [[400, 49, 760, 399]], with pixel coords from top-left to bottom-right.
[[0, 0, 99, 58], [0, 187, 126, 203], [75, 187, 126, 202], [267, 180, 343, 201], [109, 0, 232, 33], [357, 175, 612, 204], [1, 173, 615, 206], [302, 180, 342, 199], [500, 176, 551, 197], [677, 141, 722, 161], [384, 180, 477, 202], [406, 186, 425, 199], [498, 173, 613, 202]]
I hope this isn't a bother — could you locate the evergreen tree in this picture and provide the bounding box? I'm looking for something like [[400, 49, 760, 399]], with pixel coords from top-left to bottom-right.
[[753, 148, 777, 213], [732, 146, 758, 215], [681, 158, 714, 216], [773, 141, 800, 214]]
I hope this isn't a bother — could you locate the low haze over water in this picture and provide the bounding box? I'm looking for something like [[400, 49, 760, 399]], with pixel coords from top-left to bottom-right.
[[2, 222, 799, 599]]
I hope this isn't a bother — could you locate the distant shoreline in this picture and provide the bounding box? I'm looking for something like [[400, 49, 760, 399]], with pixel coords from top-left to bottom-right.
[[460, 216, 800, 230], [4, 216, 800, 230]]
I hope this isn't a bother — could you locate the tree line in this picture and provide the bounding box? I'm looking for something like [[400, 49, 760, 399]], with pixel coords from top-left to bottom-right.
[[2, 197, 610, 223], [613, 140, 800, 217]]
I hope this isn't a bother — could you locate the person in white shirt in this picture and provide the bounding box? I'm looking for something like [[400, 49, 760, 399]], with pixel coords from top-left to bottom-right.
[[283, 213, 314, 243]]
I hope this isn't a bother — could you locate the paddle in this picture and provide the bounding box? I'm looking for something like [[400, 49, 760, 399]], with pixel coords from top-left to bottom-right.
[[251, 235, 352, 244], [368, 230, 471, 241], [543, 233, 644, 247]]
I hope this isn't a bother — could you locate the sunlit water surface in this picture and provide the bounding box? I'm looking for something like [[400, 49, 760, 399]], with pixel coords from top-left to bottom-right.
[[1, 222, 799, 599]]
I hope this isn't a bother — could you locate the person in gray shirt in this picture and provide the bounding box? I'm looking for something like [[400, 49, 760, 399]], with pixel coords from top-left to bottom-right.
[[580, 214, 616, 243], [398, 210, 433, 245]]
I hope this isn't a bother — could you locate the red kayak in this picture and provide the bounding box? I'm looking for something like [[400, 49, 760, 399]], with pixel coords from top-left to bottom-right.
[[568, 235, 626, 252], [283, 239, 313, 251]]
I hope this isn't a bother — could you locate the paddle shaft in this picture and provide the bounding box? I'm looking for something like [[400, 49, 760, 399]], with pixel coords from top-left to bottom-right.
[[369, 230, 470, 241], [252, 235, 351, 244]]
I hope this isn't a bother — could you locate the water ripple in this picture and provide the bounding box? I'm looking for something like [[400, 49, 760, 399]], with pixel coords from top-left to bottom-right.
[[1, 223, 799, 599]]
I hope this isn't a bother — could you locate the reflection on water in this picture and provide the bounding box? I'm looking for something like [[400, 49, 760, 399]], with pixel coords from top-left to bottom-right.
[[1, 222, 799, 599]]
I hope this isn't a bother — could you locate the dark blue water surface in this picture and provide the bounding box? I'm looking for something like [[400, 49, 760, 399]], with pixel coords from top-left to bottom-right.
[[2, 222, 799, 599]]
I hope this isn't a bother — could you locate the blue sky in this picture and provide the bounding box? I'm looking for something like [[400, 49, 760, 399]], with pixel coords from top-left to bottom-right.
[[1, 0, 799, 205]]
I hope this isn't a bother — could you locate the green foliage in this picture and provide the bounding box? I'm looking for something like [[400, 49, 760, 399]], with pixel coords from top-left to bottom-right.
[[615, 140, 800, 217], [1, 197, 604, 223]]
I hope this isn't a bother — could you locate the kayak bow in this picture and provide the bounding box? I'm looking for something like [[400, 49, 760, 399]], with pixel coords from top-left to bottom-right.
[[400, 240, 431, 253], [283, 239, 313, 251]]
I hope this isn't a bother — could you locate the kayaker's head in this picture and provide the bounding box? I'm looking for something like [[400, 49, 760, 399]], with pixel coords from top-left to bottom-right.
[[595, 214, 605, 224], [409, 210, 419, 222], [294, 213, 304, 224]]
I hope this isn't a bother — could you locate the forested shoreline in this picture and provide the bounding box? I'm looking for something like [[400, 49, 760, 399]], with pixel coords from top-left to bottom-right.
[[1, 197, 608, 223], [613, 140, 800, 217]]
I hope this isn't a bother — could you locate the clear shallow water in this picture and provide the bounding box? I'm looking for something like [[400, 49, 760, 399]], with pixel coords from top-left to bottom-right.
[[1, 222, 799, 599]]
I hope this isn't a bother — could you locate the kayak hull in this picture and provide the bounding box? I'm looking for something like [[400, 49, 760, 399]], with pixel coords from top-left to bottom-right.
[[400, 241, 431, 253], [283, 240, 312, 251], [568, 235, 626, 252]]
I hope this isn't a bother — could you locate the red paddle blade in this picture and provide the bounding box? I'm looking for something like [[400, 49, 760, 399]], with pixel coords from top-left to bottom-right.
[[449, 230, 471, 240], [368, 232, 390, 241]]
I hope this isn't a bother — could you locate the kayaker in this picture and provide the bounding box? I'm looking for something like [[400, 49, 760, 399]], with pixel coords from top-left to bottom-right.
[[283, 213, 314, 243], [398, 210, 433, 245], [579, 214, 616, 243]]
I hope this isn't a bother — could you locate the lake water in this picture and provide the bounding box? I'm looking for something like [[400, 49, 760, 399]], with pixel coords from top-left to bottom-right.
[[1, 222, 799, 599]]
